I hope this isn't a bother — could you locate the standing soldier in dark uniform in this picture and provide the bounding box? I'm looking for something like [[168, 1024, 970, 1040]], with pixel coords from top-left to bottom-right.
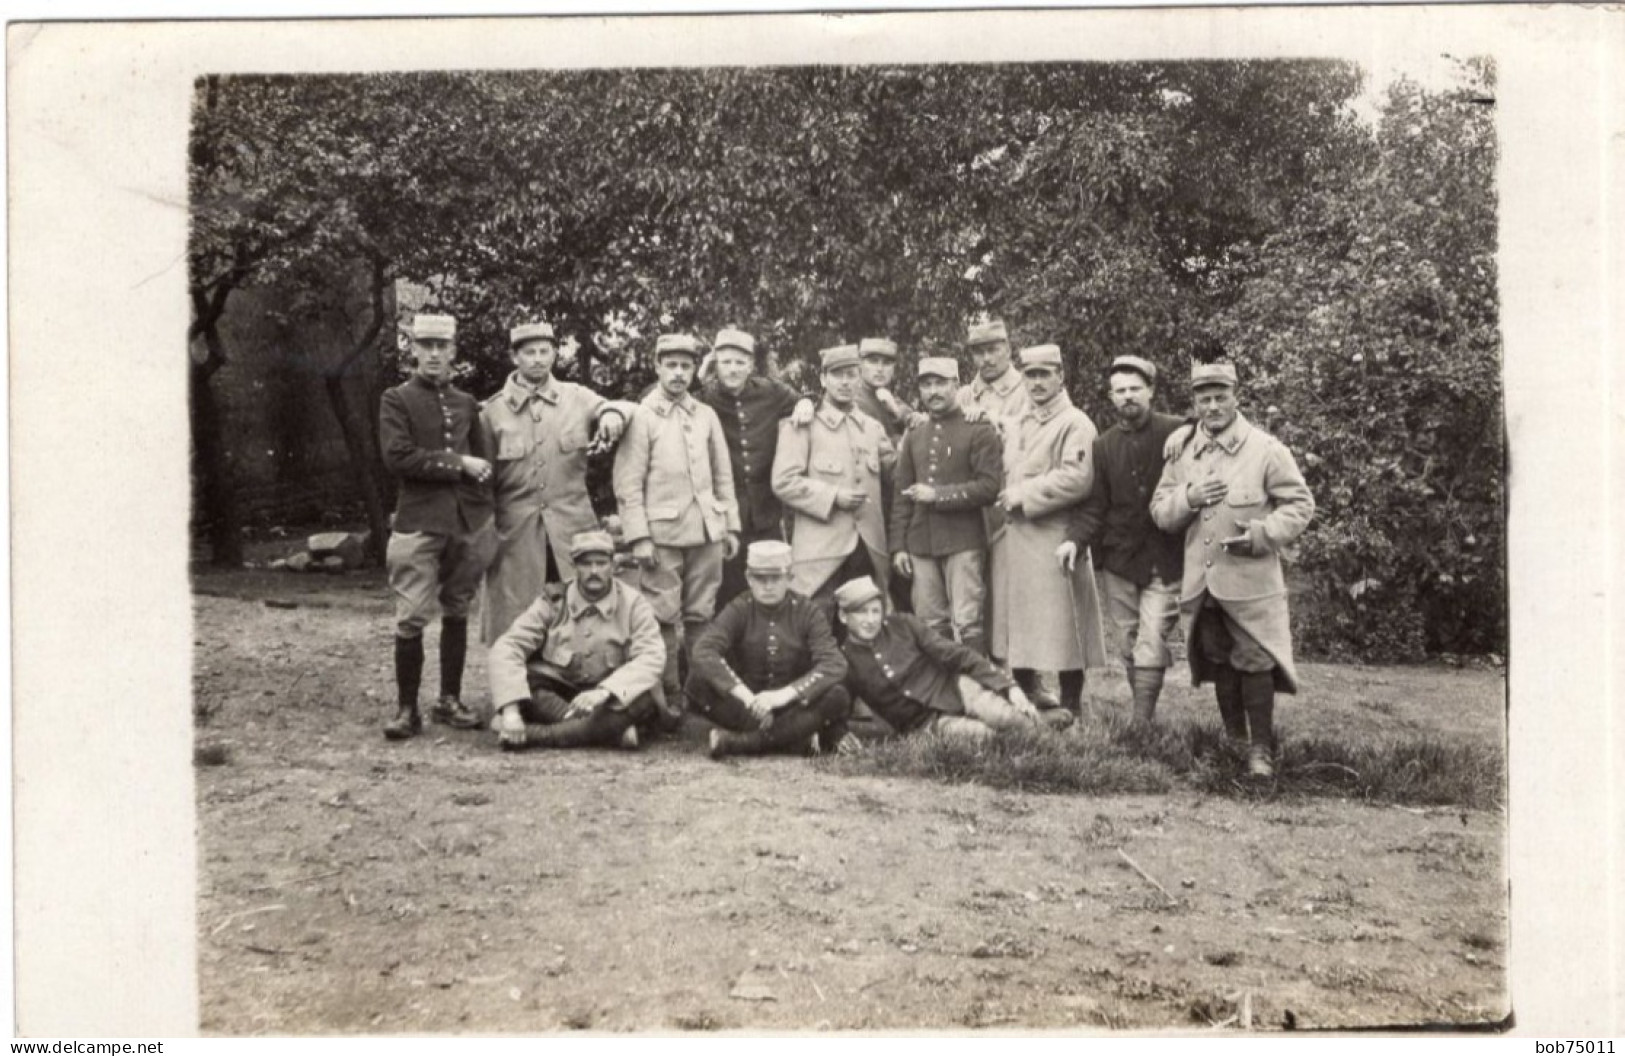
[[692, 327, 813, 606], [378, 313, 497, 739], [1056, 355, 1186, 726], [889, 356, 1003, 657], [852, 337, 912, 444], [686, 541, 854, 758]]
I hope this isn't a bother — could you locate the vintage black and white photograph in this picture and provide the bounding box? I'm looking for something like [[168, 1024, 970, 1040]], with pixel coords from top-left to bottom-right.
[[181, 35, 1511, 1034]]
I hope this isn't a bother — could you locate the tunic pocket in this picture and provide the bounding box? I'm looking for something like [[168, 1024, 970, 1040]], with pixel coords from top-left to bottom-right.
[[540, 623, 576, 669], [813, 456, 845, 477], [557, 427, 588, 454], [496, 432, 530, 461]]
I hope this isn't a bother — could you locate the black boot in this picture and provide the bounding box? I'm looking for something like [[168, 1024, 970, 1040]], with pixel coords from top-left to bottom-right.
[[1240, 670, 1277, 777], [1213, 663, 1248, 743], [428, 618, 480, 728], [385, 635, 424, 740], [1058, 670, 1085, 715], [523, 709, 627, 750], [709, 703, 832, 758]]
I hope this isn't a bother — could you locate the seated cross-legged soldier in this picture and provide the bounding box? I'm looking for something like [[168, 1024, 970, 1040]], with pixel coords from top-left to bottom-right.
[[833, 576, 1067, 742], [489, 530, 666, 751], [685, 540, 853, 759]]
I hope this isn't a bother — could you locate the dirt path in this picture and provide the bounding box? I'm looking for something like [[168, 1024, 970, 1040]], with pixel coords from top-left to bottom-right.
[[194, 573, 1506, 1033]]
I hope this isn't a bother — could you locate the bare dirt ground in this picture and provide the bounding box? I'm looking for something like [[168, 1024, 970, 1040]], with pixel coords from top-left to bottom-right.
[[194, 562, 1507, 1034]]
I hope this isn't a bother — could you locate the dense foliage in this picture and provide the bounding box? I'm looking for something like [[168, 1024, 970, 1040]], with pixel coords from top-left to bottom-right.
[[189, 60, 1502, 658]]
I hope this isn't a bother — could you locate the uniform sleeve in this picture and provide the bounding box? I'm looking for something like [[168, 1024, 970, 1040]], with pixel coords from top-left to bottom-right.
[[770, 377, 810, 416], [488, 597, 556, 707], [1066, 435, 1112, 548], [689, 597, 749, 695], [788, 601, 849, 701], [1251, 440, 1316, 554], [379, 388, 464, 482], [599, 591, 668, 704], [932, 421, 1004, 512], [1150, 445, 1198, 533], [587, 389, 638, 438], [1014, 413, 1097, 519], [888, 434, 917, 555], [906, 614, 1012, 692], [771, 419, 839, 522], [611, 405, 655, 543], [706, 408, 743, 533]]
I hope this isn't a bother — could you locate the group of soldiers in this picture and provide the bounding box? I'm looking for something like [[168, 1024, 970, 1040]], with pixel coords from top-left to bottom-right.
[[377, 311, 1314, 777]]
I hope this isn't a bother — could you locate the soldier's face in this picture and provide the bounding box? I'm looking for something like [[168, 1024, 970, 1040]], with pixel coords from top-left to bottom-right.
[[713, 347, 755, 393], [1194, 385, 1239, 434], [918, 375, 957, 415], [971, 340, 1011, 382], [823, 364, 860, 407], [512, 339, 557, 385], [1109, 371, 1152, 424], [656, 354, 697, 398], [839, 598, 886, 642], [1023, 366, 1063, 405], [859, 355, 896, 390], [574, 553, 614, 601], [411, 336, 455, 381], [745, 569, 791, 607]]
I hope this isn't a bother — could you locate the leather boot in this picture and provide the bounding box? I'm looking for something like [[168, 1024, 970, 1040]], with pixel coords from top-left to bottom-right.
[[385, 636, 424, 740], [710, 704, 830, 758], [1212, 663, 1248, 743], [524, 709, 626, 750], [1058, 669, 1085, 715], [1240, 670, 1277, 777], [1130, 667, 1165, 726]]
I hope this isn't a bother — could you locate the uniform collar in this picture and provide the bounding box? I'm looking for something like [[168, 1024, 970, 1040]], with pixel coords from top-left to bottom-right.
[[649, 389, 698, 417], [409, 373, 451, 394], [927, 404, 966, 424], [973, 366, 1023, 398], [815, 398, 858, 429], [504, 372, 559, 411], [1197, 411, 1252, 455], [567, 579, 620, 620]]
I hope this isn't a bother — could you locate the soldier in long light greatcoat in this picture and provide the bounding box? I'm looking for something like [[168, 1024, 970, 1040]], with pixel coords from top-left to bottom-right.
[[479, 320, 633, 643], [1151, 359, 1314, 777], [989, 344, 1107, 718]]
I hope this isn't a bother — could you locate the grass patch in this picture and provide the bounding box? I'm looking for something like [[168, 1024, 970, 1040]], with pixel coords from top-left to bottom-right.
[[830, 709, 1504, 810]]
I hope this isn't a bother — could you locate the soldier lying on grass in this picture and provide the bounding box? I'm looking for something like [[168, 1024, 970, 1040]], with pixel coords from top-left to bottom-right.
[[832, 575, 1072, 742]]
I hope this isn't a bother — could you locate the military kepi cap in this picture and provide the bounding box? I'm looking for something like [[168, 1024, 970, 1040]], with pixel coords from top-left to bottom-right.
[[1190, 361, 1238, 389], [410, 314, 456, 341], [745, 540, 793, 572], [568, 530, 616, 560], [966, 319, 1009, 346], [917, 356, 960, 382], [820, 344, 861, 372], [1109, 354, 1157, 385], [834, 576, 885, 612], [1019, 344, 1064, 372], [858, 337, 898, 359], [510, 321, 556, 347], [714, 328, 756, 355], [654, 333, 702, 360]]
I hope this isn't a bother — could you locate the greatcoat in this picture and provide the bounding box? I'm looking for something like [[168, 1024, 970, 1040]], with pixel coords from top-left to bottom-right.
[[479, 373, 635, 641], [989, 390, 1108, 670], [1150, 412, 1315, 693]]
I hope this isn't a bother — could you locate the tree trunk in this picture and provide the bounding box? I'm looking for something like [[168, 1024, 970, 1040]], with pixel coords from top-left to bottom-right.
[[190, 353, 243, 567], [324, 375, 390, 567]]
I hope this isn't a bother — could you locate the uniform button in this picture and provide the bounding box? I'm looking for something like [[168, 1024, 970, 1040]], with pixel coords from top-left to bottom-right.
[[1204, 538, 1212, 545], [1205, 560, 1213, 568]]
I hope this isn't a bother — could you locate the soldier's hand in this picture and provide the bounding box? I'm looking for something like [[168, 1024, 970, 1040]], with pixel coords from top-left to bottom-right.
[[903, 483, 940, 505], [1164, 424, 1194, 460], [834, 487, 868, 511], [576, 688, 615, 713], [631, 539, 656, 567], [590, 412, 626, 452], [998, 488, 1023, 517], [723, 532, 741, 560], [1006, 685, 1040, 720], [1055, 540, 1078, 573], [755, 687, 796, 712], [461, 455, 493, 483], [906, 410, 930, 432], [1187, 479, 1229, 508], [1221, 519, 1256, 555], [876, 387, 904, 417], [892, 552, 914, 579], [496, 704, 527, 746], [790, 398, 817, 427], [962, 405, 988, 424]]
